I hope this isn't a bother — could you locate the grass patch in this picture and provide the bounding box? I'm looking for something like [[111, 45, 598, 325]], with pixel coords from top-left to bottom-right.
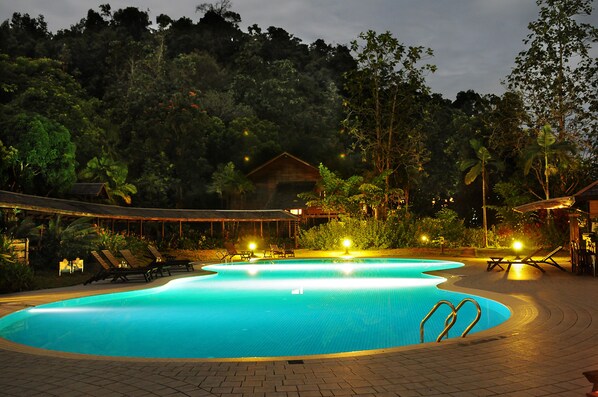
[[31, 264, 101, 290]]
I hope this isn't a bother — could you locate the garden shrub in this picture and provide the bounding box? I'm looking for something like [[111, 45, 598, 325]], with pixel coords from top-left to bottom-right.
[[299, 217, 395, 250], [32, 217, 99, 270], [0, 261, 34, 293], [0, 234, 34, 293], [299, 209, 480, 250], [386, 212, 418, 247], [412, 209, 468, 248], [97, 228, 128, 253], [159, 229, 220, 250]]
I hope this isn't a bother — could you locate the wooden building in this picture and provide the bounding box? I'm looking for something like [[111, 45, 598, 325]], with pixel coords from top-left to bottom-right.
[[232, 152, 336, 221]]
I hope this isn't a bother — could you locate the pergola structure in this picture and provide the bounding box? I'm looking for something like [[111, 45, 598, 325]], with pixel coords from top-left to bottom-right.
[[0, 190, 299, 242]]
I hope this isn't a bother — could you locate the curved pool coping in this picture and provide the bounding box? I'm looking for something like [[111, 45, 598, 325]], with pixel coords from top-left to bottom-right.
[[0, 260, 536, 362]]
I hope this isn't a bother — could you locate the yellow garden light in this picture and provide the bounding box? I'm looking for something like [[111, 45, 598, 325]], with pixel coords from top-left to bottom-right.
[[248, 242, 257, 257], [343, 238, 352, 255], [513, 240, 523, 260]]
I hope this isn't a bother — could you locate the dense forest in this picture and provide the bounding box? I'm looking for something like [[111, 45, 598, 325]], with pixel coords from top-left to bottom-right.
[[0, 0, 596, 233]]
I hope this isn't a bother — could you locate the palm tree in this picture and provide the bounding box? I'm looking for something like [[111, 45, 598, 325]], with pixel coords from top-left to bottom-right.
[[79, 156, 137, 205], [460, 139, 503, 248], [207, 162, 254, 208], [36, 216, 99, 269]]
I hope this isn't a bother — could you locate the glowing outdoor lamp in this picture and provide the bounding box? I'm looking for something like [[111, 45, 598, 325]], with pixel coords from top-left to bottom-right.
[[343, 238, 352, 255], [421, 235, 429, 243], [513, 240, 523, 260], [248, 242, 257, 257]]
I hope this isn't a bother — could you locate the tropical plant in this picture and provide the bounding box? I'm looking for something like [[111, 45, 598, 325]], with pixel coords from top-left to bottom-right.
[[298, 164, 363, 217], [460, 139, 503, 247], [489, 181, 536, 233], [207, 162, 254, 208], [0, 261, 34, 293], [33, 216, 99, 270], [96, 228, 128, 253], [0, 113, 76, 195], [357, 170, 404, 220], [0, 233, 34, 293], [0, 234, 15, 266], [79, 155, 137, 205], [299, 217, 395, 250], [523, 125, 576, 201]]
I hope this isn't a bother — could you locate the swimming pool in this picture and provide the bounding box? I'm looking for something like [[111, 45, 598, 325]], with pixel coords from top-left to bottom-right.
[[0, 258, 510, 359]]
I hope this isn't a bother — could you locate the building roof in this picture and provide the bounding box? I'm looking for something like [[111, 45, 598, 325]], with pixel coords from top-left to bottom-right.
[[573, 180, 598, 200], [69, 183, 109, 198], [0, 190, 297, 222], [246, 152, 319, 180]]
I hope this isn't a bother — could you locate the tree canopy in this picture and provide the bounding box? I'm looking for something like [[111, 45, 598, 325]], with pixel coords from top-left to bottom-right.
[[0, 1, 595, 240]]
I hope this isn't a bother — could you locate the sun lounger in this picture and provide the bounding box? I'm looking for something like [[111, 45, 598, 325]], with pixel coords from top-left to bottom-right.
[[147, 245, 194, 272], [486, 247, 544, 272], [530, 246, 566, 271], [84, 251, 151, 285], [269, 244, 285, 258], [283, 243, 295, 258], [218, 242, 252, 263], [102, 249, 154, 281], [487, 246, 566, 273], [120, 249, 170, 278]]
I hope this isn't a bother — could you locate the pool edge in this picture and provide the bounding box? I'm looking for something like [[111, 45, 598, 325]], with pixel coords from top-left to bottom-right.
[[0, 261, 536, 363]]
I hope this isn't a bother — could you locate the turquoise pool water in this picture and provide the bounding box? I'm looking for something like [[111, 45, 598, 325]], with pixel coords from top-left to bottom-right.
[[0, 258, 510, 359]]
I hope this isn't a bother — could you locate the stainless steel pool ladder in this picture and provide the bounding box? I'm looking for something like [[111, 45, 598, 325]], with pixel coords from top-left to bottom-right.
[[420, 298, 481, 343]]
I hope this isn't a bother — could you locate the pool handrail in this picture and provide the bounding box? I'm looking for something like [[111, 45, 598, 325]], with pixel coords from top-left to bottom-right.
[[420, 298, 481, 343]]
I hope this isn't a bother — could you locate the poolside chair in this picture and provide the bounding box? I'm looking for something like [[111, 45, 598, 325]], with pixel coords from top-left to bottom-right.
[[71, 258, 84, 273], [59, 257, 85, 276], [147, 245, 194, 272], [84, 251, 150, 285], [486, 247, 545, 272], [58, 259, 70, 276], [529, 246, 566, 272], [283, 243, 295, 258], [102, 249, 154, 281], [218, 242, 252, 263], [120, 249, 169, 278], [101, 249, 125, 268], [269, 244, 285, 258]]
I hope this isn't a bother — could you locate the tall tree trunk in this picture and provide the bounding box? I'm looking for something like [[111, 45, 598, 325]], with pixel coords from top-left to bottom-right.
[[544, 148, 552, 221], [482, 163, 488, 248]]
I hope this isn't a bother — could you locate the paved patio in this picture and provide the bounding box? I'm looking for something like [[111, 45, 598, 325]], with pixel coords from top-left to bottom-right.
[[0, 255, 596, 396]]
